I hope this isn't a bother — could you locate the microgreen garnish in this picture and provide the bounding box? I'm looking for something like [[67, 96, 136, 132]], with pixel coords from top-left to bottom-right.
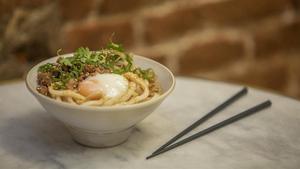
[[37, 42, 156, 89]]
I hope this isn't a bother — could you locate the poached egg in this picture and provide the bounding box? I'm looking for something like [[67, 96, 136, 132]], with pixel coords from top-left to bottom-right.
[[78, 73, 128, 99]]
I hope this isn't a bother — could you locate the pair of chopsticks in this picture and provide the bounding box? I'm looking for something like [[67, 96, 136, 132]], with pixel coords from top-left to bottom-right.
[[146, 87, 271, 159]]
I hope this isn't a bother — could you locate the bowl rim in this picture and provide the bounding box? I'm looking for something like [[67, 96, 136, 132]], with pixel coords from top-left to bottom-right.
[[25, 53, 176, 111]]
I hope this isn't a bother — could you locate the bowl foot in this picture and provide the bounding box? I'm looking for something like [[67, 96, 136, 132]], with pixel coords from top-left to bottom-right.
[[66, 125, 134, 148]]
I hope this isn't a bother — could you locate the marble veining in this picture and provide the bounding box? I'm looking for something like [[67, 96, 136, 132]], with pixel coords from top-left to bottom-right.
[[0, 77, 300, 169]]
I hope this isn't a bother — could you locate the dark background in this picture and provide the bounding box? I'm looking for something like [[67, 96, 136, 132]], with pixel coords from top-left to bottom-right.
[[1, 0, 300, 99]]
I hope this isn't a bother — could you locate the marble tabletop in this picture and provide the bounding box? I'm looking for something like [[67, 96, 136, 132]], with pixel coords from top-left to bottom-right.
[[0, 77, 300, 169]]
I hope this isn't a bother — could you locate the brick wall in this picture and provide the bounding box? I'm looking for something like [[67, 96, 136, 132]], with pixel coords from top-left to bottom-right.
[[1, 0, 300, 99]]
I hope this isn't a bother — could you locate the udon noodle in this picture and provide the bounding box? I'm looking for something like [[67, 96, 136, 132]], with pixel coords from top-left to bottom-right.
[[36, 42, 161, 106]]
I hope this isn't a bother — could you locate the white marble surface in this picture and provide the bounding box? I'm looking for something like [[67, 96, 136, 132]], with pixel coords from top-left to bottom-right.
[[0, 77, 300, 169]]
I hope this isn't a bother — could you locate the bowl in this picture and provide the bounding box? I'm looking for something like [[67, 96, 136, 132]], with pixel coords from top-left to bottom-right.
[[26, 53, 175, 147]]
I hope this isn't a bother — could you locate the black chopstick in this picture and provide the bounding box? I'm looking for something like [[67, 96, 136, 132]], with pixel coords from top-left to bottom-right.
[[146, 100, 272, 159], [151, 87, 248, 155]]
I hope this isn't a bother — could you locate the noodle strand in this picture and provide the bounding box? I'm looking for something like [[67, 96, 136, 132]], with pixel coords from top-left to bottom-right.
[[48, 73, 159, 106]]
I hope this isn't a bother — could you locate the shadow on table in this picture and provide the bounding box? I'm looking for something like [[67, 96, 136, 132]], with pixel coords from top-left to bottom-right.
[[0, 110, 84, 166], [0, 110, 149, 165]]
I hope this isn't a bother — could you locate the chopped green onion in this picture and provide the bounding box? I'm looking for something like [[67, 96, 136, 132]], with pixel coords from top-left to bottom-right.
[[38, 42, 156, 89]]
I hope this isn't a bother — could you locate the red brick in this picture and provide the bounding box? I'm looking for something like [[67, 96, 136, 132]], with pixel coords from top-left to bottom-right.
[[0, 0, 52, 37], [292, 0, 300, 10], [179, 38, 244, 74], [144, 7, 202, 44], [20, 0, 50, 8], [0, 58, 28, 80], [254, 20, 300, 57], [61, 19, 134, 52], [134, 50, 167, 66], [226, 59, 288, 91], [199, 0, 291, 25], [0, 0, 50, 16], [99, 0, 163, 14], [144, 0, 291, 44], [151, 56, 166, 66], [1, 0, 50, 10], [293, 57, 300, 92], [293, 62, 300, 99], [59, 0, 93, 20]]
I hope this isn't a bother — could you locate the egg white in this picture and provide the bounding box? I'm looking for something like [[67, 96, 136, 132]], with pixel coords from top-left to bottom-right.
[[78, 73, 128, 99]]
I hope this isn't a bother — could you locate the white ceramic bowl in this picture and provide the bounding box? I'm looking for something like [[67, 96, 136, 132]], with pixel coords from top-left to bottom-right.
[[26, 54, 175, 147]]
